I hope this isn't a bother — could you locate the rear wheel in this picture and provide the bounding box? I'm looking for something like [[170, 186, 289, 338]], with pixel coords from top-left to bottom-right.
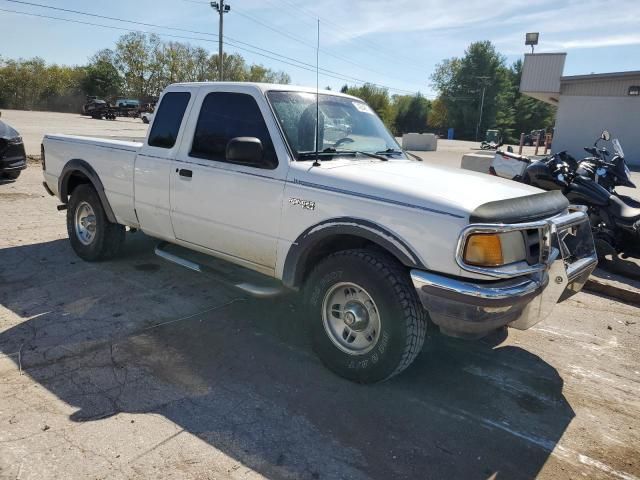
[[66, 184, 124, 261], [304, 249, 427, 383]]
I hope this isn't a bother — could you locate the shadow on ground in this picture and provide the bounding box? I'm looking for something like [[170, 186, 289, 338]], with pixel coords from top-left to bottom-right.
[[0, 236, 574, 479]]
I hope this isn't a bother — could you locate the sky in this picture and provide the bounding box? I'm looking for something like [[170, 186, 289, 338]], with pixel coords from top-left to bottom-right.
[[0, 0, 639, 97]]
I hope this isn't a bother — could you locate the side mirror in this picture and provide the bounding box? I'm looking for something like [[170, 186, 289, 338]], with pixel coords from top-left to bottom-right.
[[601, 130, 610, 141], [226, 137, 264, 166]]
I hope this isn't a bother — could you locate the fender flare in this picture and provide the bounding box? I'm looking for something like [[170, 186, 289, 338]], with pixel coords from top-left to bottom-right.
[[58, 159, 117, 223], [282, 217, 425, 288]]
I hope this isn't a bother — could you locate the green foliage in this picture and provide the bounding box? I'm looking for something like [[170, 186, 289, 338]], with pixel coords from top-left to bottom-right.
[[0, 56, 85, 112], [338, 85, 432, 135], [509, 59, 556, 137], [0, 33, 290, 113], [431, 41, 556, 142], [392, 94, 430, 135], [342, 83, 393, 126]]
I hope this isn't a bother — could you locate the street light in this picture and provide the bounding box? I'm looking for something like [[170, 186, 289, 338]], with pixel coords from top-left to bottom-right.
[[211, 1, 231, 81], [525, 32, 539, 54]]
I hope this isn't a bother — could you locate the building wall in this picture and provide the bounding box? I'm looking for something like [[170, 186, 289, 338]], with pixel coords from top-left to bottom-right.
[[561, 76, 640, 97], [553, 95, 640, 166]]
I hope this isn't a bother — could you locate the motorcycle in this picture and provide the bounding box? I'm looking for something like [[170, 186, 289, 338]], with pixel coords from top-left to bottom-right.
[[489, 142, 640, 257], [575, 130, 635, 193]]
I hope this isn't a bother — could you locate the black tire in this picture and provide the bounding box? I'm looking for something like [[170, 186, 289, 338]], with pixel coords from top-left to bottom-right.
[[304, 249, 427, 383], [142, 117, 149, 124], [66, 184, 125, 261], [1, 170, 21, 181]]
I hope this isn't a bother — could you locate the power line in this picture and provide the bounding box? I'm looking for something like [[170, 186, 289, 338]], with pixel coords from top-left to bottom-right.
[[265, 0, 431, 73], [0, 5, 418, 94], [182, 0, 423, 87]]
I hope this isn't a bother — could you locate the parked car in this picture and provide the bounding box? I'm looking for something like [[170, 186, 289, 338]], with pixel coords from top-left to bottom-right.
[[0, 114, 27, 181], [41, 82, 597, 383], [523, 129, 546, 146], [115, 98, 140, 117]]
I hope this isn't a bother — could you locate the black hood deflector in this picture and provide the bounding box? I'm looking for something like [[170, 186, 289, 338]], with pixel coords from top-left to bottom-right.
[[469, 190, 569, 224]]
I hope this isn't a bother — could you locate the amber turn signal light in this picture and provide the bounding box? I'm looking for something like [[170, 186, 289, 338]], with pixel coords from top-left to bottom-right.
[[463, 233, 504, 267]]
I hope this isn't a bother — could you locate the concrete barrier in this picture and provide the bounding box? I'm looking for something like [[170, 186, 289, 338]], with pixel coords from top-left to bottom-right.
[[460, 152, 494, 173], [402, 133, 437, 151]]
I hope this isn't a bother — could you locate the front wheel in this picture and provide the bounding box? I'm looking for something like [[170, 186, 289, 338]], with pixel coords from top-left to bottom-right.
[[66, 184, 125, 261], [304, 249, 427, 383]]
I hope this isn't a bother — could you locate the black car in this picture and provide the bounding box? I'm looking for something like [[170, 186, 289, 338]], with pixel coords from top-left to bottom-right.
[[0, 115, 27, 181]]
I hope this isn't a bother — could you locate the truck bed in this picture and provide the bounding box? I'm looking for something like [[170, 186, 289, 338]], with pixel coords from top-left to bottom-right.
[[43, 134, 142, 227]]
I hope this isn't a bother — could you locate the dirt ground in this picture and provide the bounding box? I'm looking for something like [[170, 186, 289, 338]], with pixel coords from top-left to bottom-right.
[[1, 113, 639, 480], [1, 109, 149, 157]]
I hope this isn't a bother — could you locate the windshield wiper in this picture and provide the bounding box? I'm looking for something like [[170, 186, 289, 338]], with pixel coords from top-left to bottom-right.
[[375, 148, 423, 161], [297, 148, 388, 162]]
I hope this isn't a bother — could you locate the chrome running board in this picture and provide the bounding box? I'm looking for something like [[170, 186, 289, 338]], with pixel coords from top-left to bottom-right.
[[154, 241, 286, 298]]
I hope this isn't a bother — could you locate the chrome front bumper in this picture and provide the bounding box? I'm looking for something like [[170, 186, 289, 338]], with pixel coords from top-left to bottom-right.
[[411, 208, 598, 339]]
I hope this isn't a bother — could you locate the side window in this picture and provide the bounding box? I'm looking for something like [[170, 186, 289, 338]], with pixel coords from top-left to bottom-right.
[[148, 92, 191, 149], [190, 92, 277, 169]]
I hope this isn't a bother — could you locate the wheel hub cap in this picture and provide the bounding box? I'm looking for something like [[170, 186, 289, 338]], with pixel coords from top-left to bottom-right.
[[322, 282, 381, 356], [74, 201, 97, 245], [343, 302, 369, 331]]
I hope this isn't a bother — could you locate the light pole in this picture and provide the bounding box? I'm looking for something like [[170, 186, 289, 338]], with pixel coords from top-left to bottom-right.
[[211, 1, 231, 81], [475, 76, 490, 142]]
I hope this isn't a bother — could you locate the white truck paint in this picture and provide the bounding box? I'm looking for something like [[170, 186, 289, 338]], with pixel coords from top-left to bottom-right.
[[42, 82, 597, 382]]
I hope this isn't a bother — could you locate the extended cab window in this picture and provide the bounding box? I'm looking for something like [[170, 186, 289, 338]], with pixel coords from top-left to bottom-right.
[[148, 92, 191, 148], [190, 92, 277, 169]]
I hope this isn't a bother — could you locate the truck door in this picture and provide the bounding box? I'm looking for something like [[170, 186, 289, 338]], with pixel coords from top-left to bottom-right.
[[134, 90, 193, 240], [170, 87, 288, 275]]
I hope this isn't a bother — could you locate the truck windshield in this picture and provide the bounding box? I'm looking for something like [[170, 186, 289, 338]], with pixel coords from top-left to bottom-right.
[[266, 91, 403, 160]]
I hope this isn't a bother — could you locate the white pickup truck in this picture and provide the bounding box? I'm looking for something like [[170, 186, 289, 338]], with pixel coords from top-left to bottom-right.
[[42, 82, 598, 383]]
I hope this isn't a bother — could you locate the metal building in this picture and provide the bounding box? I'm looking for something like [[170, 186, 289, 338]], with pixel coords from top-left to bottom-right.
[[520, 53, 640, 165]]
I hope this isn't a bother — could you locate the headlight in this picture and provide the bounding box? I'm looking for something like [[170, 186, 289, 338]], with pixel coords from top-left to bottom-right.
[[7, 136, 23, 145], [463, 231, 528, 267]]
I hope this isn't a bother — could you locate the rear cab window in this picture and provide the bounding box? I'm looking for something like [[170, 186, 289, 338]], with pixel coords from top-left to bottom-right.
[[148, 92, 191, 149]]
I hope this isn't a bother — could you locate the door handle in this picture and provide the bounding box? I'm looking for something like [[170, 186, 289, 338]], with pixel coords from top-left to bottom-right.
[[178, 168, 192, 178]]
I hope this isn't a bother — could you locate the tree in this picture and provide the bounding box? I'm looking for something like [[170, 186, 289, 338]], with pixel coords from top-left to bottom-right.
[[509, 59, 556, 137], [342, 83, 393, 127], [431, 41, 512, 140], [428, 97, 449, 129], [82, 59, 122, 98], [393, 93, 430, 134], [0, 33, 288, 113]]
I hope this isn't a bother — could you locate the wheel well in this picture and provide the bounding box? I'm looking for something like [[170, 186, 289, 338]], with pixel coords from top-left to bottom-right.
[[297, 234, 399, 287], [64, 171, 91, 200]]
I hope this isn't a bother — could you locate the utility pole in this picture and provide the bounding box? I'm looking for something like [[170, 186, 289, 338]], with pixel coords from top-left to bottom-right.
[[475, 76, 490, 142], [211, 1, 230, 81]]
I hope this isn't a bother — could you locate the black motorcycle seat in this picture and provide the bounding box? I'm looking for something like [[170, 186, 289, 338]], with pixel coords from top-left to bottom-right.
[[609, 195, 640, 221], [470, 190, 569, 224]]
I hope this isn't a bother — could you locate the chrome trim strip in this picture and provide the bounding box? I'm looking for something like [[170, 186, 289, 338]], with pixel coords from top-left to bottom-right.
[[455, 208, 592, 279], [566, 254, 598, 282], [410, 269, 541, 301], [292, 179, 465, 219]]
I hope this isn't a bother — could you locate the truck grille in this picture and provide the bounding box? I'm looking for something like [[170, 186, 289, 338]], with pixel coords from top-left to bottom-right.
[[523, 228, 542, 265]]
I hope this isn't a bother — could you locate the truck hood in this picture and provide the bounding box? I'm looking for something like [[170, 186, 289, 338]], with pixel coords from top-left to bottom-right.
[[291, 158, 542, 219]]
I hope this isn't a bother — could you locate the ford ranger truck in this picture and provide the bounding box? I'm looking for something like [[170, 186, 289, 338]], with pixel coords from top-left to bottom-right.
[[41, 83, 598, 383]]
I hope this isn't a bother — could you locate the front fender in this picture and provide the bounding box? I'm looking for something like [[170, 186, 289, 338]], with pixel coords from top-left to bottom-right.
[[282, 217, 425, 289]]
